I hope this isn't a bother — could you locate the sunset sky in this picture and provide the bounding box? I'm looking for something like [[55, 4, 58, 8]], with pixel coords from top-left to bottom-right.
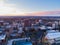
[[0, 0, 60, 16]]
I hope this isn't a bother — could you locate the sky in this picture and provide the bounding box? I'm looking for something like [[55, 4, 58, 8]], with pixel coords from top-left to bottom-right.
[[0, 0, 60, 16]]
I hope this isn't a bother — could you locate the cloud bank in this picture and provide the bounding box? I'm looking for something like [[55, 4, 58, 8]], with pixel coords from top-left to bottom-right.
[[26, 11, 60, 16]]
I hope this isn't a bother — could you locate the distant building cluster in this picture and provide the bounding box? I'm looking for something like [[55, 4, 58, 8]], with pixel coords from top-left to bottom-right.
[[0, 17, 60, 45]]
